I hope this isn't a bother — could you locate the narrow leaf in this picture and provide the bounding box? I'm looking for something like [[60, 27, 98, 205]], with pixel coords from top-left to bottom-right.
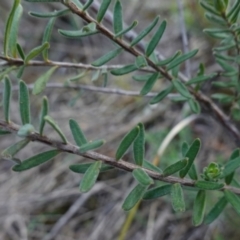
[[221, 156, 240, 178], [132, 168, 153, 186], [225, 149, 240, 185], [79, 140, 105, 153], [143, 160, 162, 173], [79, 161, 102, 192], [140, 73, 159, 95], [110, 64, 138, 76], [156, 51, 181, 66], [2, 139, 30, 158], [4, 0, 20, 57], [167, 49, 198, 70], [195, 180, 224, 190], [145, 20, 166, 57], [204, 196, 228, 224], [130, 16, 159, 47], [116, 126, 139, 160], [0, 129, 11, 135], [188, 99, 201, 114], [58, 29, 98, 38], [188, 164, 198, 180], [114, 21, 138, 38], [135, 56, 148, 69], [172, 79, 192, 99], [143, 184, 171, 200], [182, 142, 189, 157], [133, 123, 145, 166], [69, 119, 88, 147], [224, 190, 240, 215], [163, 158, 188, 177], [19, 80, 31, 125], [3, 76, 12, 123], [193, 190, 206, 226], [44, 115, 67, 144], [33, 66, 57, 95], [113, 0, 123, 34], [42, 18, 55, 61], [97, 0, 111, 22], [179, 138, 201, 178], [39, 96, 49, 135], [17, 43, 25, 60], [171, 183, 185, 212], [91, 48, 122, 67], [24, 42, 50, 64], [132, 74, 152, 82], [82, 0, 94, 11], [29, 9, 70, 18], [12, 149, 60, 172], [69, 163, 113, 174], [186, 74, 217, 85], [122, 184, 148, 211], [150, 85, 173, 104]]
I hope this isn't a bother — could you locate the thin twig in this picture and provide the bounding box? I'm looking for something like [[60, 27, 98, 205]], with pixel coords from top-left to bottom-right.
[[0, 119, 240, 195]]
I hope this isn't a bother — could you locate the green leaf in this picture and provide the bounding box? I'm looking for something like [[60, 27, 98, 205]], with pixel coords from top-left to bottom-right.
[[113, 0, 123, 35], [192, 190, 206, 226], [167, 49, 198, 70], [188, 99, 201, 114], [211, 93, 234, 104], [24, 0, 62, 2], [17, 66, 25, 78], [0, 129, 11, 135], [227, 0, 240, 23], [39, 96, 49, 135], [221, 156, 240, 178], [0, 67, 17, 81], [19, 80, 31, 125], [195, 180, 224, 190], [42, 18, 55, 61], [179, 138, 201, 178], [91, 48, 122, 67], [205, 13, 227, 25], [225, 149, 240, 185], [133, 123, 145, 166], [96, 0, 111, 22], [3, 76, 12, 123], [163, 158, 188, 177], [171, 183, 185, 212], [17, 124, 35, 138], [44, 115, 68, 144], [130, 16, 159, 47], [156, 51, 181, 66], [9, 4, 23, 57], [172, 79, 192, 99], [12, 149, 60, 172], [69, 163, 113, 174], [110, 64, 138, 76], [116, 126, 139, 160], [32, 66, 57, 95], [29, 9, 70, 18], [132, 168, 153, 186], [135, 56, 148, 69], [79, 161, 102, 192], [2, 139, 30, 158], [16, 43, 25, 60], [145, 20, 166, 57], [142, 160, 162, 173], [204, 196, 227, 224], [82, 0, 94, 11], [58, 28, 98, 38], [181, 142, 189, 157], [186, 74, 217, 85], [143, 184, 171, 200], [114, 21, 138, 38], [132, 74, 153, 82], [122, 184, 148, 211], [188, 164, 198, 180], [69, 119, 88, 147], [150, 85, 173, 104], [79, 140, 105, 153], [68, 71, 87, 82], [224, 190, 240, 215], [200, 1, 221, 15], [24, 42, 50, 64], [140, 73, 159, 95]]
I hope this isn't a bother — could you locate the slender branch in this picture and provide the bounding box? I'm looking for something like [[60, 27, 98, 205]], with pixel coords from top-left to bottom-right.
[[0, 119, 240, 195], [0, 56, 154, 73], [63, 1, 240, 144]]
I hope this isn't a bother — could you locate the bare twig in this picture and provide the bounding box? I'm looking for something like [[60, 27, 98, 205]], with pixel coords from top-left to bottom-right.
[[0, 119, 240, 195]]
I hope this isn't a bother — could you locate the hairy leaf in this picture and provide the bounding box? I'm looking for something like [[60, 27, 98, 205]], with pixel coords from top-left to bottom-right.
[[132, 168, 153, 186], [140, 73, 159, 95], [193, 190, 206, 226], [39, 96, 49, 135], [79, 140, 105, 153], [97, 0, 111, 22], [133, 123, 145, 166], [143, 184, 171, 200], [29, 9, 70, 18], [171, 183, 185, 212], [163, 158, 188, 177], [69, 163, 113, 174]]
